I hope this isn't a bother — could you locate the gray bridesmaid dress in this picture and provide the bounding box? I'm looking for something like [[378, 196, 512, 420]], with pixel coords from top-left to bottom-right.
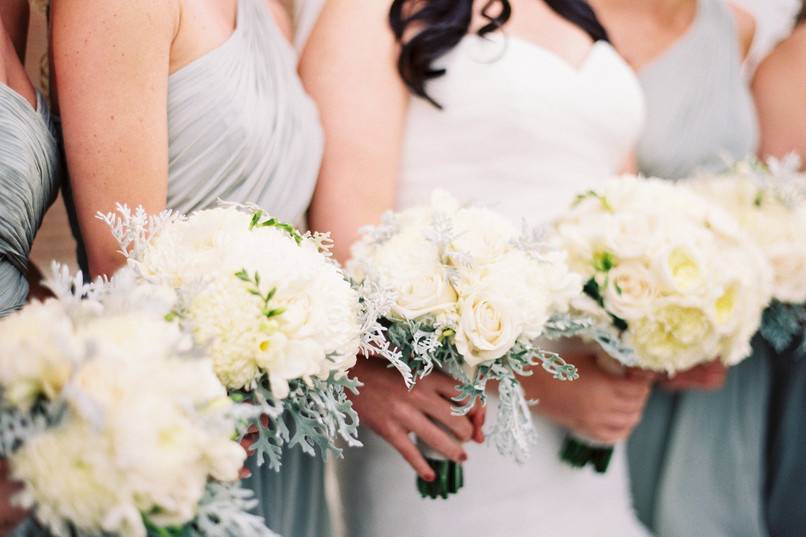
[[0, 86, 60, 318], [627, 1, 767, 536], [65, 0, 328, 535], [169, 1, 327, 535]]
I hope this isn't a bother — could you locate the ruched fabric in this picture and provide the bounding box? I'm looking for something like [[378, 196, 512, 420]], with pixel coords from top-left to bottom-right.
[[0, 87, 60, 318]]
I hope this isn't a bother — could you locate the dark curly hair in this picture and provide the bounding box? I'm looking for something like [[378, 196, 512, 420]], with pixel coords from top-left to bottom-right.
[[799, 0, 805, 24], [389, 0, 609, 107]]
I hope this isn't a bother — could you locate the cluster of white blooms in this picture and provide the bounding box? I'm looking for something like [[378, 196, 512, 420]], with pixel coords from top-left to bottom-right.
[[0, 278, 248, 537], [554, 176, 773, 374], [349, 190, 581, 370], [688, 161, 806, 306], [124, 206, 363, 399]]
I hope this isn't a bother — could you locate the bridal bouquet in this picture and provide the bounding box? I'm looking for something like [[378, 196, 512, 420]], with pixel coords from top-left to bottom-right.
[[350, 190, 584, 499], [99, 204, 387, 470], [688, 156, 806, 354], [553, 176, 773, 472], [0, 267, 278, 537]]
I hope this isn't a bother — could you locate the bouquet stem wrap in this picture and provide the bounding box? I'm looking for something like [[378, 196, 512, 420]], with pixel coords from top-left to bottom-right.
[[415, 422, 464, 499]]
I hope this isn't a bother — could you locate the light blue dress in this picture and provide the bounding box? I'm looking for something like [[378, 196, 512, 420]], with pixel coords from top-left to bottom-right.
[[629, 1, 767, 536], [0, 86, 60, 317], [64, 0, 328, 535]]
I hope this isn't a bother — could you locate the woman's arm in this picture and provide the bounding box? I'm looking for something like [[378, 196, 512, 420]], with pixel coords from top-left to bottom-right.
[[52, 0, 178, 278], [0, 0, 29, 61], [753, 26, 806, 165], [301, 0, 406, 261], [300, 0, 482, 481]]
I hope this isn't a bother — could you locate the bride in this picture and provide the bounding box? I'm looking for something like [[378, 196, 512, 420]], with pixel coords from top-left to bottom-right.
[[302, 0, 652, 535]]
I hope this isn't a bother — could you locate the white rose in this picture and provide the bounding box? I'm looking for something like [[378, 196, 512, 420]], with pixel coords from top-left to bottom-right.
[[655, 244, 707, 294], [604, 212, 659, 259], [392, 271, 457, 320], [454, 290, 523, 368], [603, 261, 658, 321]]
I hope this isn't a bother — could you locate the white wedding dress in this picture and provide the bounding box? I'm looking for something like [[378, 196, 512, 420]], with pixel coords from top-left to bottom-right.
[[339, 33, 649, 537]]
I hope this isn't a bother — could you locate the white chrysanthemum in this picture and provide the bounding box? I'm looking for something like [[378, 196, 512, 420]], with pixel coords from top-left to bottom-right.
[[11, 421, 141, 537], [350, 189, 580, 368], [554, 176, 772, 373], [138, 206, 363, 395], [0, 300, 80, 409], [690, 171, 806, 305]]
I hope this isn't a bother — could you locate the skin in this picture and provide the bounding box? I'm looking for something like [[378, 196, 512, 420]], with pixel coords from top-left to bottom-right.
[[590, 0, 757, 391], [753, 22, 806, 166], [589, 0, 755, 72], [301, 0, 652, 481], [52, 0, 291, 280]]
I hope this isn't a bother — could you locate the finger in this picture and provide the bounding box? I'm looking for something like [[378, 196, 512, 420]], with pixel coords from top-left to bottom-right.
[[431, 372, 462, 399], [421, 402, 475, 443], [470, 404, 486, 443], [384, 425, 437, 481], [626, 368, 657, 381], [402, 411, 468, 463]]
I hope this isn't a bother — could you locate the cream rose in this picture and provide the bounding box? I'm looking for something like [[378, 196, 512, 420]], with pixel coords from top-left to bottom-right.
[[656, 245, 707, 294], [454, 290, 523, 368], [391, 271, 457, 320], [604, 261, 658, 321]]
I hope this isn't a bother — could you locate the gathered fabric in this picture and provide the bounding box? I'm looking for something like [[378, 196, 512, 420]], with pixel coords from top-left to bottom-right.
[[0, 87, 61, 318]]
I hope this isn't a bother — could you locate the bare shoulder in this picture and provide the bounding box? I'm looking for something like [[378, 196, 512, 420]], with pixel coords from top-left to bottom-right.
[[52, 0, 179, 45], [754, 25, 806, 88], [727, 2, 756, 59]]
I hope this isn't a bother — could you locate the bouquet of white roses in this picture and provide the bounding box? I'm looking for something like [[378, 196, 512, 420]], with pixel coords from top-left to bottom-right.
[[98, 204, 389, 470], [553, 176, 773, 472], [349, 190, 585, 498], [688, 155, 806, 355], [0, 267, 278, 537]]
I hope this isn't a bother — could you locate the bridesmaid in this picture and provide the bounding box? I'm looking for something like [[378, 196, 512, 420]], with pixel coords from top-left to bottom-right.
[[0, 0, 62, 532], [754, 6, 806, 536], [590, 1, 767, 536], [754, 3, 806, 164], [51, 0, 328, 535]]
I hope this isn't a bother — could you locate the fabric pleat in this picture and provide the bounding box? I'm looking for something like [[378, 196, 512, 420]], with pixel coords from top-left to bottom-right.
[[0, 86, 60, 318], [636, 0, 759, 180]]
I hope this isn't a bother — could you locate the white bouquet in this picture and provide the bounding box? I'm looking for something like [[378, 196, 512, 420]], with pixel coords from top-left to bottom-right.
[[689, 155, 806, 354], [0, 267, 278, 537], [98, 204, 388, 470], [553, 176, 773, 471], [349, 190, 585, 498]]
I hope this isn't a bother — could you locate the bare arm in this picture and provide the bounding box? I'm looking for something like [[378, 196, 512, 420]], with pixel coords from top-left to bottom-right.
[[300, 1, 482, 480], [52, 0, 178, 278], [301, 0, 407, 262], [753, 27, 806, 165], [0, 0, 29, 61]]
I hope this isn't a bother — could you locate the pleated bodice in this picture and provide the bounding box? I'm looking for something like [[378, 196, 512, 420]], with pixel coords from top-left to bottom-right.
[[0, 87, 61, 317], [637, 0, 759, 179], [166, 0, 323, 226]]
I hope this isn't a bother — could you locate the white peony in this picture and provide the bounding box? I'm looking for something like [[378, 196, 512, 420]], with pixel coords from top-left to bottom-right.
[[554, 176, 772, 373], [690, 168, 806, 305], [0, 300, 80, 409]]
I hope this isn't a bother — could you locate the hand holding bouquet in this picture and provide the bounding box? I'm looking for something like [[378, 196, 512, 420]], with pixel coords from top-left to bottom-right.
[[98, 204, 390, 470], [350, 190, 584, 498], [689, 156, 806, 354], [553, 176, 773, 471], [0, 267, 277, 537]]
